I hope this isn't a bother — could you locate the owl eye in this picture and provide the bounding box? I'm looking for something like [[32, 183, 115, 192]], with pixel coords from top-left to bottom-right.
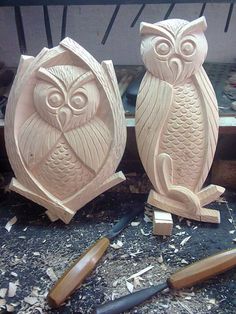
[[180, 40, 196, 56], [70, 93, 87, 110], [47, 92, 64, 108], [155, 41, 171, 56]]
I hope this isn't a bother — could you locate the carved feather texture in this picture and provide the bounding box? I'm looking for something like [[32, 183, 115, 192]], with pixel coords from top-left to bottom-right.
[[194, 66, 219, 191], [18, 112, 62, 169], [65, 117, 111, 174], [136, 72, 173, 191]]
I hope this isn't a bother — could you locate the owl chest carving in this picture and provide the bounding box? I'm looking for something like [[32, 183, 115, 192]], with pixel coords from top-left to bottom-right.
[[160, 81, 205, 190], [32, 137, 94, 200]]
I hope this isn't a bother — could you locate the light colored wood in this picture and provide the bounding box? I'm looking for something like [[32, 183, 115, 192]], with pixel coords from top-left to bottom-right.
[[148, 189, 220, 223], [168, 248, 236, 289], [4, 38, 127, 223], [136, 17, 224, 223], [153, 209, 173, 236]]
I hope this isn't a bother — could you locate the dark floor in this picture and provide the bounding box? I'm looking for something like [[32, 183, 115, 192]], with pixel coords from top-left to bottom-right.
[[0, 182, 235, 314]]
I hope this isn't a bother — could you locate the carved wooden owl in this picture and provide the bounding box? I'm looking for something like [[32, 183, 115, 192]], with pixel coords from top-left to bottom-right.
[[5, 38, 127, 223], [136, 17, 224, 223]]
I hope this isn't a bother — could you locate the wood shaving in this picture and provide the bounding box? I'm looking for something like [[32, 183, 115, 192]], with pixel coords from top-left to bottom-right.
[[126, 280, 134, 293], [8, 282, 17, 297], [0, 288, 7, 298], [131, 221, 140, 227], [233, 238, 236, 243], [133, 276, 142, 288], [180, 236, 191, 246], [228, 219, 233, 223], [24, 296, 38, 305], [144, 215, 152, 223], [128, 265, 153, 280], [157, 255, 163, 264], [46, 267, 58, 281], [0, 299, 6, 307], [186, 220, 191, 227], [207, 298, 216, 305], [129, 250, 143, 257], [176, 225, 181, 230], [229, 230, 235, 234], [5, 216, 17, 232], [110, 240, 123, 250], [10, 272, 18, 277], [140, 228, 151, 236], [181, 259, 189, 264], [168, 244, 176, 250], [6, 304, 15, 312]]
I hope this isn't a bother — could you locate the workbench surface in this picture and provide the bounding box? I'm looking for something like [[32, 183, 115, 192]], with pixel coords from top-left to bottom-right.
[[0, 184, 235, 313]]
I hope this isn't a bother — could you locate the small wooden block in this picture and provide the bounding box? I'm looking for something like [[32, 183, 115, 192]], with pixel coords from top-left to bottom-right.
[[153, 210, 173, 236]]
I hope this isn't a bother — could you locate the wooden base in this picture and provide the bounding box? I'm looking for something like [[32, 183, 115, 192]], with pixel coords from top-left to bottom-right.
[[147, 184, 224, 224], [153, 210, 173, 236], [10, 171, 125, 223]]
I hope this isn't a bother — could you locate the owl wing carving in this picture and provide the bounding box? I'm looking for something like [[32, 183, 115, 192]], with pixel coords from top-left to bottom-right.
[[18, 112, 62, 169], [194, 66, 219, 191], [135, 72, 173, 192], [64, 117, 111, 174]]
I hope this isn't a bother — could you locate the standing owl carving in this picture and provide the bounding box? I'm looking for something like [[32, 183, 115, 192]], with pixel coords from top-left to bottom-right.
[[136, 17, 224, 223], [5, 38, 126, 223]]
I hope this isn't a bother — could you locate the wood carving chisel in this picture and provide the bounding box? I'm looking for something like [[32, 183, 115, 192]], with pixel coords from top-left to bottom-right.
[[95, 248, 236, 314], [47, 206, 143, 308]]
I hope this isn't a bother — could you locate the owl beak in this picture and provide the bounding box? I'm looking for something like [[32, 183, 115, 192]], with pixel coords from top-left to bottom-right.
[[58, 106, 72, 131], [169, 56, 183, 83]]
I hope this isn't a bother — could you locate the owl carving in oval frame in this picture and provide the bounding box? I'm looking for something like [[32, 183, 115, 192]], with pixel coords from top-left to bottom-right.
[[136, 17, 225, 223], [5, 38, 127, 223]]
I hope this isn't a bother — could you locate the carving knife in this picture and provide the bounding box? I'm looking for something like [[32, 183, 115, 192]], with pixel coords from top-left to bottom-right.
[[47, 206, 143, 308], [95, 248, 236, 314]]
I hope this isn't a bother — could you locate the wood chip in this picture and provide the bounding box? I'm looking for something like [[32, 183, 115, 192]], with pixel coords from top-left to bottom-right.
[[110, 240, 123, 250], [33, 252, 40, 256], [157, 255, 163, 264], [46, 267, 58, 281], [233, 238, 236, 243], [8, 282, 17, 297], [10, 272, 18, 277], [208, 298, 216, 305], [228, 219, 233, 223], [186, 220, 191, 227], [6, 304, 15, 312], [180, 236, 191, 246], [128, 265, 154, 280], [0, 288, 7, 298], [229, 230, 235, 234], [0, 299, 6, 307], [133, 276, 142, 288], [144, 215, 152, 223], [5, 216, 17, 232], [126, 281, 134, 293], [24, 296, 38, 305], [176, 225, 181, 230], [131, 221, 140, 227], [181, 259, 189, 264]]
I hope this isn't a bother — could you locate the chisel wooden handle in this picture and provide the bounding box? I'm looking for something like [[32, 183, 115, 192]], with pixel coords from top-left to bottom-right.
[[168, 248, 236, 289], [47, 237, 110, 308], [95, 248, 236, 314]]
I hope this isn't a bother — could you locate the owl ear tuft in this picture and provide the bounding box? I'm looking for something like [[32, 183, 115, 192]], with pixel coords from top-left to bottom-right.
[[179, 16, 207, 36], [36, 67, 65, 91], [140, 22, 174, 40]]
